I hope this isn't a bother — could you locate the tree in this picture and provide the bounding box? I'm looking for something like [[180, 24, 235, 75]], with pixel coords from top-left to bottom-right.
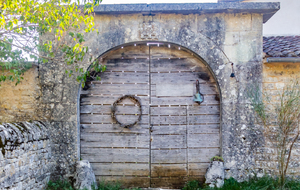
[[248, 80, 300, 187], [0, 0, 105, 85]]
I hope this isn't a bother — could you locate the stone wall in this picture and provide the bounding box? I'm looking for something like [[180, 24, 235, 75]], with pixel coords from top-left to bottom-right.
[[0, 2, 280, 183], [0, 121, 53, 189], [254, 61, 300, 176], [0, 66, 41, 123], [263, 62, 300, 91]]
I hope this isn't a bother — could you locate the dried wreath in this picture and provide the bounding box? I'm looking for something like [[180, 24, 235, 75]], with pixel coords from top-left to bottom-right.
[[111, 95, 142, 128]]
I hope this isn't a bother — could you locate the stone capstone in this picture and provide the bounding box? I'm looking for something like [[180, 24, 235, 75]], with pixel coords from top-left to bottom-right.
[[205, 161, 225, 188], [93, 2, 279, 23], [74, 160, 97, 190]]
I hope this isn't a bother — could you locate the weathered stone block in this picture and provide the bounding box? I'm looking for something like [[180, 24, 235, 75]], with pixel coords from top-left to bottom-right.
[[251, 14, 263, 31], [74, 160, 98, 190], [225, 13, 252, 32], [205, 161, 225, 188], [224, 31, 240, 46]]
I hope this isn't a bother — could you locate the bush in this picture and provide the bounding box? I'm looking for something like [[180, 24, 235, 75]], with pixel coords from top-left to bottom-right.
[[47, 176, 300, 190], [201, 175, 300, 190], [46, 179, 74, 190], [46, 179, 141, 190], [182, 180, 202, 190]]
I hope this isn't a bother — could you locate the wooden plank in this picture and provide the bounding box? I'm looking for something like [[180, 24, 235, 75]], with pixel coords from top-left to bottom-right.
[[105, 59, 149, 72], [151, 96, 220, 105], [103, 44, 149, 59], [150, 177, 188, 189], [151, 116, 187, 125], [80, 95, 149, 105], [151, 164, 187, 177], [188, 148, 220, 162], [188, 134, 220, 148], [152, 82, 217, 96], [151, 89, 156, 97], [151, 135, 186, 149], [81, 84, 149, 95], [95, 176, 150, 188], [187, 176, 205, 183], [151, 149, 186, 164], [187, 124, 220, 134], [94, 72, 149, 84], [82, 84, 217, 96], [80, 114, 148, 124], [156, 83, 193, 97], [81, 148, 149, 162], [80, 105, 149, 114], [188, 115, 220, 124], [151, 72, 215, 84], [188, 105, 220, 115], [150, 125, 186, 135], [81, 124, 149, 134], [150, 59, 205, 72], [92, 163, 149, 176], [81, 134, 149, 148], [188, 163, 210, 176], [150, 45, 194, 59], [190, 84, 218, 95], [150, 107, 186, 116]]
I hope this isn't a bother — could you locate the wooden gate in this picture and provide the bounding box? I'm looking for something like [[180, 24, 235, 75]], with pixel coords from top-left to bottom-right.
[[80, 43, 220, 189]]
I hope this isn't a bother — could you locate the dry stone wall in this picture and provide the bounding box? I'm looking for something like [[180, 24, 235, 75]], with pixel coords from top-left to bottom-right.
[[0, 121, 53, 190]]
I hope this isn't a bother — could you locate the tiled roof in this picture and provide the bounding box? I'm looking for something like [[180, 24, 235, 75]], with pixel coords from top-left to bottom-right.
[[263, 36, 300, 57]]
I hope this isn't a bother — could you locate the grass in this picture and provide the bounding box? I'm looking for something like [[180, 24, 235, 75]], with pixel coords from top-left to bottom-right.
[[183, 176, 300, 190], [46, 176, 300, 190], [46, 179, 141, 190]]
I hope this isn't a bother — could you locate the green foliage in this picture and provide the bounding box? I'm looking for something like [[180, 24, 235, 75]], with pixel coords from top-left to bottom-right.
[[96, 180, 122, 190], [183, 176, 300, 190], [210, 156, 224, 162], [0, 0, 104, 85], [216, 176, 300, 190], [182, 180, 201, 190], [46, 179, 74, 190], [45, 177, 300, 190], [46, 179, 142, 190]]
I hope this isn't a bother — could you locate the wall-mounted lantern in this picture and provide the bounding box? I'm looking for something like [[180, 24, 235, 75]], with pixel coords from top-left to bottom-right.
[[230, 63, 235, 78], [193, 80, 204, 105]]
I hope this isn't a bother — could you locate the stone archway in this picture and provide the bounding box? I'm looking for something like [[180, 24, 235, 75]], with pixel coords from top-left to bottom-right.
[[39, 3, 273, 181], [79, 42, 221, 188]]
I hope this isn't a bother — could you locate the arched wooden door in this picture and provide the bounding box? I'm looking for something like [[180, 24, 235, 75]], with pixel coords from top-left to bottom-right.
[[80, 43, 220, 189]]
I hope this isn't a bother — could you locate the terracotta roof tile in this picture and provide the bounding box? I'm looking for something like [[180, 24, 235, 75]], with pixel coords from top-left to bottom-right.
[[263, 36, 300, 57]]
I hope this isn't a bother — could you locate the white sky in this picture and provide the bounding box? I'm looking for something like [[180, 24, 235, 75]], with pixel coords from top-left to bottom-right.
[[101, 0, 217, 4]]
